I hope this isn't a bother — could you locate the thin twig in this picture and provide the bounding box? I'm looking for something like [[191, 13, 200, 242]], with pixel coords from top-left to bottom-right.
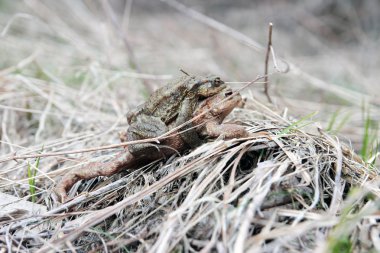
[[264, 23, 273, 103]]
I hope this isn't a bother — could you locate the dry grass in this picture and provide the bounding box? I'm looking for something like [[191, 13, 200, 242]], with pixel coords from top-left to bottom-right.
[[0, 1, 379, 252]]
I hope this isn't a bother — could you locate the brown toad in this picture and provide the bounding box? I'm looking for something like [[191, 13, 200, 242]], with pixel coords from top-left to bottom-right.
[[126, 74, 226, 155], [54, 86, 248, 202]]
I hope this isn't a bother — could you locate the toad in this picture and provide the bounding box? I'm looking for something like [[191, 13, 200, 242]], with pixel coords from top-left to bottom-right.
[[126, 74, 226, 154], [54, 86, 248, 202]]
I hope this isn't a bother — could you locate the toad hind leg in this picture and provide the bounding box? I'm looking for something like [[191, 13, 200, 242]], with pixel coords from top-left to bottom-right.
[[54, 152, 136, 203]]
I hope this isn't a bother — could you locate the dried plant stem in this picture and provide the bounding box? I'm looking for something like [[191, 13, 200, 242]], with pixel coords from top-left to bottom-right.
[[264, 23, 273, 103]]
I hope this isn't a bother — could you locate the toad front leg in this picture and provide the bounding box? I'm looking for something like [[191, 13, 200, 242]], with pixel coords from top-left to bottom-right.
[[175, 96, 204, 148], [192, 87, 249, 140]]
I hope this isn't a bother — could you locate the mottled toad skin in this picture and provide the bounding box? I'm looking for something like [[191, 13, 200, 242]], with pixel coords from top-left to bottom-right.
[[126, 74, 226, 155], [54, 86, 247, 202]]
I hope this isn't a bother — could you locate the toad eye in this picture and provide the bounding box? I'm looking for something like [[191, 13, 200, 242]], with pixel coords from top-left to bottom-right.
[[213, 77, 224, 87]]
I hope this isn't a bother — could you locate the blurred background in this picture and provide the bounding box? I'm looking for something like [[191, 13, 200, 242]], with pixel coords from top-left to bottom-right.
[[0, 0, 379, 158]]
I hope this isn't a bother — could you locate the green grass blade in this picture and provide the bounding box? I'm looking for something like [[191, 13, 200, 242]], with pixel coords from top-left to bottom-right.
[[27, 146, 44, 203], [27, 162, 36, 202], [326, 109, 340, 132], [360, 111, 370, 160], [279, 111, 318, 135]]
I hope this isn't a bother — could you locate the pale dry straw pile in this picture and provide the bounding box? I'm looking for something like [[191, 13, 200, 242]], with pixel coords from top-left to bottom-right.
[[0, 1, 379, 252]]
